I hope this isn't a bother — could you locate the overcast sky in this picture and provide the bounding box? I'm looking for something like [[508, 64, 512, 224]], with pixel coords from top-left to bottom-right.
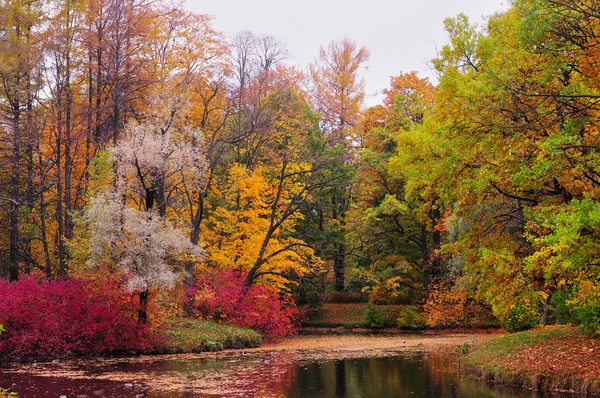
[[184, 0, 508, 105]]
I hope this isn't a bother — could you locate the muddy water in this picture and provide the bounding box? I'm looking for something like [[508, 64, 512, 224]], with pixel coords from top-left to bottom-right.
[[0, 339, 576, 398]]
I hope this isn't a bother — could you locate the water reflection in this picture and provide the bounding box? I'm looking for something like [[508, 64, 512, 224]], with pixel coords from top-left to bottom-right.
[[0, 351, 577, 397]]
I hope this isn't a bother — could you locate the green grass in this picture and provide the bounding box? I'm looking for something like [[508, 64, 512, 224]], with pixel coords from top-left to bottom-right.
[[157, 318, 262, 354], [467, 326, 569, 362]]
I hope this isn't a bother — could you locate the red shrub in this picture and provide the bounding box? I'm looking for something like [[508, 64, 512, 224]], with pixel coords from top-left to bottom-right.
[[0, 275, 152, 360], [190, 269, 301, 339]]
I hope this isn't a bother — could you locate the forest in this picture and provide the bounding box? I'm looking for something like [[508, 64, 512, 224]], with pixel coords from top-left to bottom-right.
[[1, 0, 600, 360]]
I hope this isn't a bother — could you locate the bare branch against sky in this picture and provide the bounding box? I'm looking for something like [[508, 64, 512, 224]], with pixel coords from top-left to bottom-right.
[[185, 0, 507, 105]]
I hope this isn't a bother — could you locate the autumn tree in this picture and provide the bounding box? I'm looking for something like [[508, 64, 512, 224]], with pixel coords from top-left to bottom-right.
[[308, 38, 369, 291], [392, 2, 600, 331], [348, 72, 436, 302], [0, 0, 46, 280], [204, 87, 326, 292]]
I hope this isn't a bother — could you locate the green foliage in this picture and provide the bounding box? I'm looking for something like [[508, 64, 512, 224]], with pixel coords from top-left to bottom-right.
[[573, 304, 600, 337], [0, 324, 4, 334], [362, 304, 384, 328], [548, 289, 576, 324], [502, 305, 539, 333], [397, 306, 426, 330]]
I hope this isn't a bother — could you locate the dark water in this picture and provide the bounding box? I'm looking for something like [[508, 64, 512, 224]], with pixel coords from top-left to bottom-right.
[[0, 351, 575, 398]]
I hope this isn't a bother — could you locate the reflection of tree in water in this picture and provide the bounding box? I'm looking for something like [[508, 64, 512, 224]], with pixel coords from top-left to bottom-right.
[[335, 360, 346, 397], [286, 352, 536, 398]]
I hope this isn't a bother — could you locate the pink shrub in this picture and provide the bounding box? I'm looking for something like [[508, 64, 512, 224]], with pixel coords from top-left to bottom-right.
[[0, 275, 152, 360], [190, 269, 301, 339]]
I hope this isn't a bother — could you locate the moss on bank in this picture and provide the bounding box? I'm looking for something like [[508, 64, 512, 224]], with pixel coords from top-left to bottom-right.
[[158, 319, 262, 354], [465, 326, 600, 394], [157, 318, 262, 354]]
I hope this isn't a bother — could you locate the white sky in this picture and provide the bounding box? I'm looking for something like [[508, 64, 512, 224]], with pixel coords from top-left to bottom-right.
[[185, 0, 508, 106]]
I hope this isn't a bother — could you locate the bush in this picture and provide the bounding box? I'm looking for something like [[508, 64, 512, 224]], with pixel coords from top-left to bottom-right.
[[362, 304, 384, 328], [424, 282, 467, 328], [397, 306, 426, 329], [502, 304, 539, 333], [574, 304, 600, 336], [189, 269, 301, 340], [0, 275, 153, 360]]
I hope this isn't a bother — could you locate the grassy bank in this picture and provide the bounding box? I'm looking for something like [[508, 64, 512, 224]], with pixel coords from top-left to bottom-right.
[[465, 326, 600, 394], [158, 318, 262, 353]]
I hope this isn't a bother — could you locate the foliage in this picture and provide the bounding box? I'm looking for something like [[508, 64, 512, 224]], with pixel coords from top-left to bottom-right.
[[397, 306, 426, 330], [362, 304, 384, 328], [502, 305, 540, 333], [189, 269, 301, 339], [423, 282, 468, 328], [0, 389, 17, 398], [387, 0, 600, 333], [573, 304, 600, 337], [204, 161, 322, 291], [423, 281, 498, 328], [0, 275, 154, 360]]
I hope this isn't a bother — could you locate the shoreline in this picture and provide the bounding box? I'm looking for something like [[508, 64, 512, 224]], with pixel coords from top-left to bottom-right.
[[465, 326, 600, 395]]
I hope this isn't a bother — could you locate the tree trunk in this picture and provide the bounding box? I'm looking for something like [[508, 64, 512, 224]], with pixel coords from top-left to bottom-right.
[[138, 289, 149, 325], [333, 242, 345, 291], [9, 103, 21, 282], [183, 191, 205, 316], [421, 224, 430, 292]]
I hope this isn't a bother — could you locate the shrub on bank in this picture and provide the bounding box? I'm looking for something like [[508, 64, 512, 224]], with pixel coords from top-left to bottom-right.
[[189, 269, 301, 339], [424, 282, 499, 329], [362, 304, 384, 328], [397, 306, 426, 329], [0, 275, 152, 360]]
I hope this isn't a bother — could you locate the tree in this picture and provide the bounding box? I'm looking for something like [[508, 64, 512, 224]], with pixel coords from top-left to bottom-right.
[[349, 72, 436, 302], [0, 0, 46, 281], [86, 108, 203, 322], [204, 89, 326, 292], [309, 38, 369, 291]]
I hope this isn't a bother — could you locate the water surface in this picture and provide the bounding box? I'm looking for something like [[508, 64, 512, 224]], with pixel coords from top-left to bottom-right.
[[0, 350, 575, 397]]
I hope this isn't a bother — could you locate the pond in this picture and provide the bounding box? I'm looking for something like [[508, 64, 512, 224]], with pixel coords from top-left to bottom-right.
[[0, 337, 577, 398]]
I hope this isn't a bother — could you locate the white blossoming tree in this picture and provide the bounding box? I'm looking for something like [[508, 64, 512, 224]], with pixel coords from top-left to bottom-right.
[[86, 105, 204, 323]]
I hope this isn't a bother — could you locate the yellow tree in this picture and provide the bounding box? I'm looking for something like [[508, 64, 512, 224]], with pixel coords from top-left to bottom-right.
[[204, 89, 325, 292]]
